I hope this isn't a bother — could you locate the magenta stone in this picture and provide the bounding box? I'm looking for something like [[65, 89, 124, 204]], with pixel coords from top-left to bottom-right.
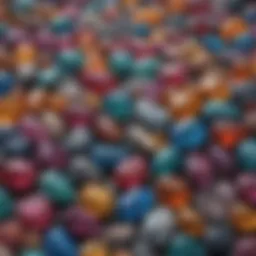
[[208, 145, 235, 177], [63, 206, 101, 240], [185, 152, 214, 190], [35, 141, 68, 169], [233, 237, 256, 256], [236, 173, 256, 207], [114, 156, 148, 190], [16, 195, 53, 232], [3, 158, 37, 193], [19, 116, 49, 143]]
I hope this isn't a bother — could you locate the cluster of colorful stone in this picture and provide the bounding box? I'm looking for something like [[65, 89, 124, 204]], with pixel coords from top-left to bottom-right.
[[0, 0, 255, 255]]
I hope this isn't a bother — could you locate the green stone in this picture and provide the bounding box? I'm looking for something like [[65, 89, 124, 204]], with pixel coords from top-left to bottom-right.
[[151, 147, 182, 177], [167, 234, 206, 256], [0, 187, 13, 220], [39, 170, 75, 206], [103, 91, 134, 123]]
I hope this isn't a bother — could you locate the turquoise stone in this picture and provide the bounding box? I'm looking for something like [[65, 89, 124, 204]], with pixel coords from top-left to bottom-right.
[[109, 51, 134, 78], [20, 249, 44, 256], [151, 147, 182, 177], [237, 139, 256, 170], [0, 187, 13, 220], [167, 234, 207, 256], [103, 91, 134, 122], [51, 16, 73, 35], [58, 50, 84, 73], [37, 66, 61, 89], [132, 57, 160, 79], [202, 100, 241, 122], [39, 170, 75, 206]]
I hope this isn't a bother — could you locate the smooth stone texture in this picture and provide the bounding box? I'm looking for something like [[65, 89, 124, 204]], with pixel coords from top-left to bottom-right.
[[132, 57, 160, 79], [90, 143, 129, 171], [109, 51, 134, 78], [63, 206, 101, 240], [0, 187, 13, 220], [204, 224, 233, 256], [16, 194, 53, 232], [167, 234, 207, 256], [43, 226, 78, 256], [39, 170, 75, 206], [171, 119, 208, 151], [116, 188, 154, 223], [151, 147, 182, 177], [185, 152, 214, 190], [141, 207, 176, 248], [64, 127, 92, 155], [114, 155, 148, 190], [237, 138, 256, 170], [0, 71, 15, 97], [3, 158, 37, 193], [57, 50, 84, 73], [68, 156, 101, 185], [103, 91, 134, 123], [233, 237, 256, 256], [134, 99, 168, 130], [4, 132, 33, 157], [20, 249, 44, 256]]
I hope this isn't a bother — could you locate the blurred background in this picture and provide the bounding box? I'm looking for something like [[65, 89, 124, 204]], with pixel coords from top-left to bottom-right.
[[0, 0, 255, 256]]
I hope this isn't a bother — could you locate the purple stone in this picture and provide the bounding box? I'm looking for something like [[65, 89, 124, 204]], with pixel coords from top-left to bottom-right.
[[208, 145, 235, 177], [36, 141, 68, 169], [19, 116, 49, 143], [185, 152, 214, 190], [233, 237, 256, 256], [236, 173, 256, 207], [63, 206, 101, 240]]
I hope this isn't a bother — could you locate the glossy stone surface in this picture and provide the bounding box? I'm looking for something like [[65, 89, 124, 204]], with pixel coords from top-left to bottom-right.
[[79, 183, 115, 220], [39, 170, 75, 207], [156, 176, 191, 210], [16, 195, 53, 232]]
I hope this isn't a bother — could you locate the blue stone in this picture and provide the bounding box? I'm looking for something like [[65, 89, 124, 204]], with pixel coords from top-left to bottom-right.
[[90, 143, 130, 171], [0, 71, 15, 97], [116, 187, 154, 223], [171, 119, 208, 151], [44, 226, 78, 256], [201, 35, 225, 54]]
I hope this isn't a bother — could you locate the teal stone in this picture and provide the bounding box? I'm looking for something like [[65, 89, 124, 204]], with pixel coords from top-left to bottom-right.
[[151, 147, 182, 177], [20, 249, 44, 256], [51, 16, 73, 35], [0, 187, 13, 220], [109, 51, 134, 78], [13, 0, 36, 12], [237, 139, 256, 171], [202, 100, 241, 122], [167, 234, 207, 256], [58, 50, 84, 73], [103, 91, 134, 122], [37, 66, 61, 89], [0, 23, 7, 38], [132, 58, 160, 79], [39, 170, 75, 206]]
